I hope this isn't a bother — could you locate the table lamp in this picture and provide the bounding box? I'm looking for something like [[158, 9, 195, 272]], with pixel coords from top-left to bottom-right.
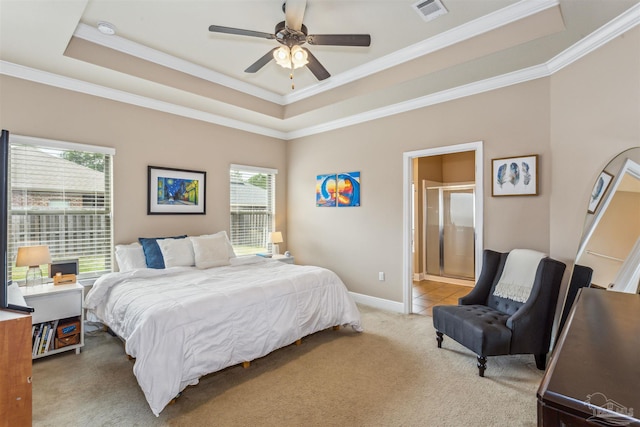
[[269, 232, 283, 255], [16, 245, 51, 287]]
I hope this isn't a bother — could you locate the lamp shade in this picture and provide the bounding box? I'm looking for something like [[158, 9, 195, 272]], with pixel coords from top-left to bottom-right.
[[16, 245, 51, 267], [269, 232, 283, 244]]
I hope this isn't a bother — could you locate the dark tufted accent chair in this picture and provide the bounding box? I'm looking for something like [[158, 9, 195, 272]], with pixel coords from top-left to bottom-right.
[[432, 249, 566, 377]]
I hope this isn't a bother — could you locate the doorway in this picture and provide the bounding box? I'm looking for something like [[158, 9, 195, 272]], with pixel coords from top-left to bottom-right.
[[403, 142, 484, 314], [425, 183, 475, 281]]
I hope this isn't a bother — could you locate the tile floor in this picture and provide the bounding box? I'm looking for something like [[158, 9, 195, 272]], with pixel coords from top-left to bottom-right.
[[412, 280, 473, 316]]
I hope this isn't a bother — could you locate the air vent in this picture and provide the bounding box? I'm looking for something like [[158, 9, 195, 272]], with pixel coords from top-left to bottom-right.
[[412, 0, 448, 22]]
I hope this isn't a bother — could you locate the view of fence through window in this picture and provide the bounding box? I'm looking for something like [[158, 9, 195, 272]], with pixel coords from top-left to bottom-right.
[[8, 141, 113, 282], [230, 166, 276, 255]]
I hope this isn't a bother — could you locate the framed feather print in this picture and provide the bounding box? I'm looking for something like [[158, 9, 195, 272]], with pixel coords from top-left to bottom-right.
[[587, 171, 613, 214], [492, 155, 538, 196]]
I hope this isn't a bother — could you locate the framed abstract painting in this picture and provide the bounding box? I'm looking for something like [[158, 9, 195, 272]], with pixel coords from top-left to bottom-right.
[[148, 166, 206, 214], [337, 171, 361, 207], [491, 155, 538, 197], [316, 173, 337, 207]]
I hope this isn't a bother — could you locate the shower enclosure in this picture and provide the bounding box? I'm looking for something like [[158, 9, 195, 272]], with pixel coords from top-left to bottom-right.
[[425, 184, 475, 280]]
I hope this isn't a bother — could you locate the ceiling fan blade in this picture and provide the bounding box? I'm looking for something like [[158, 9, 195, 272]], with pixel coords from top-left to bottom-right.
[[245, 48, 278, 73], [208, 25, 275, 40], [304, 49, 330, 81], [284, 0, 306, 31], [307, 34, 371, 47]]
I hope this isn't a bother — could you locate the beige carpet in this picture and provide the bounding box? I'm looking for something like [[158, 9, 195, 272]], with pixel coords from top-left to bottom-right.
[[32, 305, 542, 426]]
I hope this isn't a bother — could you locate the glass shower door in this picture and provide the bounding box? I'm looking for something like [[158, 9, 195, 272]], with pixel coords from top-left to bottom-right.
[[425, 185, 475, 280], [442, 188, 475, 279]]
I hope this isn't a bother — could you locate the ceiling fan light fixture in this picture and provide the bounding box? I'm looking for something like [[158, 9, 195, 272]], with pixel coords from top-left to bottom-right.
[[290, 45, 308, 69], [273, 46, 292, 69]]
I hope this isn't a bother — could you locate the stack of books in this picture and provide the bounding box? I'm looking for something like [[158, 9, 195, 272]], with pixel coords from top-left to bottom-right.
[[31, 320, 58, 356]]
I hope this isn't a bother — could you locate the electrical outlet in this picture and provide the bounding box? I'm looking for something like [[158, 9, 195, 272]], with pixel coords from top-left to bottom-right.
[[378, 272, 385, 281]]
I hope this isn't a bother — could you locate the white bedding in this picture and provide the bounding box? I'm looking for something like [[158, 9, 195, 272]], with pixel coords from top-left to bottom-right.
[[84, 256, 362, 416]]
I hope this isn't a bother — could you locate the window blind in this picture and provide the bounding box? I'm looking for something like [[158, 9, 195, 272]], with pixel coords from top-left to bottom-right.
[[229, 165, 276, 255], [8, 136, 114, 282]]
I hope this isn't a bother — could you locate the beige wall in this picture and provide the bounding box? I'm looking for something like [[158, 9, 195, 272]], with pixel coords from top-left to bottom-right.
[[549, 26, 640, 266], [0, 26, 637, 306], [288, 79, 552, 302], [288, 27, 639, 303], [0, 76, 288, 247]]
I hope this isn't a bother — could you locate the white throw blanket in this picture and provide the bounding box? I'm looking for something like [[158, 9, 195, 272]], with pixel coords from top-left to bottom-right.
[[492, 249, 547, 303], [85, 256, 362, 416]]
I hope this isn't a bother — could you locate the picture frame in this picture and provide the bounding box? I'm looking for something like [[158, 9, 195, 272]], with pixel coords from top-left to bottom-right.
[[491, 154, 538, 197], [148, 166, 206, 214], [316, 171, 361, 207], [587, 170, 613, 214]]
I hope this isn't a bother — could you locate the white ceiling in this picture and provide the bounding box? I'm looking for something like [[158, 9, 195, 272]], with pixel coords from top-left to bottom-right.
[[1, 0, 639, 139]]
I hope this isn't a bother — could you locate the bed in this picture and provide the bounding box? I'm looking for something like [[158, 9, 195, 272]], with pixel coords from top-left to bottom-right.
[[84, 253, 362, 416]]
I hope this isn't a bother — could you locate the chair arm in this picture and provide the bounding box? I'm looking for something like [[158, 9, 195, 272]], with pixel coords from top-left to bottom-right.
[[459, 250, 504, 305], [507, 258, 566, 353]]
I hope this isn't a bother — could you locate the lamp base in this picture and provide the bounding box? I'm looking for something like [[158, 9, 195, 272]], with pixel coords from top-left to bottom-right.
[[272, 244, 280, 255], [25, 266, 43, 287]]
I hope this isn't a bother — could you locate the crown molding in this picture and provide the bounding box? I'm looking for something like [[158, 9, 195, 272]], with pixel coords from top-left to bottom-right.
[[286, 3, 640, 139], [285, 64, 551, 140], [73, 23, 286, 105], [1, 2, 637, 141], [284, 0, 560, 103], [72, 0, 559, 107], [546, 2, 640, 74], [0, 61, 287, 140]]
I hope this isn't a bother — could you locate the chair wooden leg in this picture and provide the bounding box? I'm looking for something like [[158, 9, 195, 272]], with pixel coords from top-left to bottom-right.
[[436, 332, 443, 348], [535, 353, 547, 370], [477, 355, 487, 377]]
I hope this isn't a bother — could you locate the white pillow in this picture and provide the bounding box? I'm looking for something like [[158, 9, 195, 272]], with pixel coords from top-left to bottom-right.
[[198, 231, 236, 258], [157, 238, 195, 268], [190, 233, 231, 269], [115, 242, 147, 272]]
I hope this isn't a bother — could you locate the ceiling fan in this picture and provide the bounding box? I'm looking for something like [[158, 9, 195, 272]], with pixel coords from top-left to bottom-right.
[[208, 0, 371, 82]]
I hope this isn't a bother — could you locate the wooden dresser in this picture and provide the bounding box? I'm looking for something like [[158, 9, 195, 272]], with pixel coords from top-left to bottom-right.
[[0, 310, 32, 427], [537, 288, 640, 426]]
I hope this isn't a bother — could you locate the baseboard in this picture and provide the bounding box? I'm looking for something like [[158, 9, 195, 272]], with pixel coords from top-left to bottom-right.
[[349, 291, 404, 313]]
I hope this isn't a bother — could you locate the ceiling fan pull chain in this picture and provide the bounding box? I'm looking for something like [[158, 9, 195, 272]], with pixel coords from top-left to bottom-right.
[[290, 72, 295, 90]]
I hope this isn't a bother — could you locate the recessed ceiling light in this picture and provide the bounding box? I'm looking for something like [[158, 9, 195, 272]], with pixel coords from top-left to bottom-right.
[[97, 21, 116, 35]]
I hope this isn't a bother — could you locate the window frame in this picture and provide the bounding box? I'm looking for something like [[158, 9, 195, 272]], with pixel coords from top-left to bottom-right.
[[229, 164, 277, 256], [8, 134, 115, 283]]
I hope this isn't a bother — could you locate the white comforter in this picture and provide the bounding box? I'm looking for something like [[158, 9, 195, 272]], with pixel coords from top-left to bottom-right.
[[84, 256, 362, 416]]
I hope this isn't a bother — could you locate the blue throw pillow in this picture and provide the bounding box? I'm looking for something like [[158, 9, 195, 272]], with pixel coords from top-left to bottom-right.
[[138, 235, 187, 269]]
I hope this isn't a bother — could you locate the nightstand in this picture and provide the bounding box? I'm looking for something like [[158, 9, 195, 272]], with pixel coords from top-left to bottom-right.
[[272, 254, 295, 264], [20, 283, 84, 359]]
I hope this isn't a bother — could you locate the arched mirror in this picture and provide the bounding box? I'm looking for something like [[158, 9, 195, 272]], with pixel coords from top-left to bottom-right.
[[575, 147, 640, 293]]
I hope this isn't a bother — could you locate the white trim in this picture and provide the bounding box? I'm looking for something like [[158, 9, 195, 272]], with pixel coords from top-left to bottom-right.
[[547, 2, 640, 74], [73, 23, 285, 105], [285, 64, 550, 139], [0, 61, 288, 141], [403, 141, 483, 314], [10, 134, 116, 156], [349, 291, 404, 313], [230, 164, 278, 175], [0, 3, 637, 140], [70, 1, 560, 107]]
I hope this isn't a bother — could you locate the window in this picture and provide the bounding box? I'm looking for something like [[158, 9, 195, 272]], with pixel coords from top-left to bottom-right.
[[8, 135, 114, 282], [229, 164, 277, 255]]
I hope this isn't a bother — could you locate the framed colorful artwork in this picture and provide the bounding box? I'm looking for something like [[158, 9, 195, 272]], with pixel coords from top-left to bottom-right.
[[337, 171, 361, 207], [316, 173, 337, 207], [148, 166, 206, 214], [491, 155, 538, 196]]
